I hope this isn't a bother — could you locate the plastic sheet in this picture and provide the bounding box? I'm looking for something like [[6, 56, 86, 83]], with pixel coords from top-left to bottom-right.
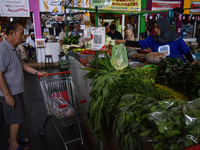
[[147, 99, 200, 149]]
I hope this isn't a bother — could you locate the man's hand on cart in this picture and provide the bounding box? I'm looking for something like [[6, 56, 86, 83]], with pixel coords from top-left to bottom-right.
[[37, 71, 70, 79], [37, 71, 48, 77]]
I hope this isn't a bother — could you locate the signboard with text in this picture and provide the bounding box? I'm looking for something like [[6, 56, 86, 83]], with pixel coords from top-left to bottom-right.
[[0, 0, 30, 17], [152, 0, 181, 11], [190, 1, 200, 13], [90, 0, 141, 12], [91, 27, 105, 50]]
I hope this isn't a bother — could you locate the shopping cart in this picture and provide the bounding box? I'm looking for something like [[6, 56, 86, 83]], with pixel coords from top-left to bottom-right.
[[38, 71, 87, 150]]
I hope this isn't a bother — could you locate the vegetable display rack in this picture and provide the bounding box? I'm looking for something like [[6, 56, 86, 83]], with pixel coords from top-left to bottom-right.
[[38, 71, 87, 150]]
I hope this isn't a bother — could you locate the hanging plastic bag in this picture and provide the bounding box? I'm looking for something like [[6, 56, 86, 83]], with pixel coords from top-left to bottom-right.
[[110, 43, 128, 70]]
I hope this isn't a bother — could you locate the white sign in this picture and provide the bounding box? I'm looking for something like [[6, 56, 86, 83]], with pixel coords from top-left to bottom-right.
[[91, 27, 105, 50], [190, 1, 200, 13], [152, 0, 181, 11], [0, 0, 30, 17]]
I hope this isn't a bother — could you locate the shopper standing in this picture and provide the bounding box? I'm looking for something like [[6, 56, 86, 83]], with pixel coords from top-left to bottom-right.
[[71, 22, 81, 37], [59, 25, 67, 55], [0, 21, 47, 150]]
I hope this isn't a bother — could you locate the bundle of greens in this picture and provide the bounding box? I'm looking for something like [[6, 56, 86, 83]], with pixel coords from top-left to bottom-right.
[[84, 57, 171, 149], [58, 56, 69, 71], [147, 99, 200, 150], [63, 35, 79, 45], [156, 57, 200, 99], [84, 56, 200, 150]]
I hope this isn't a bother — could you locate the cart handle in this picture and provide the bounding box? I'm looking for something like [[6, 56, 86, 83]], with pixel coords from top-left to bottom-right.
[[37, 71, 71, 79]]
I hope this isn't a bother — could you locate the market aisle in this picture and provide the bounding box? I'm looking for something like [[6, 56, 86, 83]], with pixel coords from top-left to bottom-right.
[[0, 68, 96, 150]]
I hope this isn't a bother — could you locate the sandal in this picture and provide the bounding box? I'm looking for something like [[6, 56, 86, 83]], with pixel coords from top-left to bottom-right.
[[9, 145, 29, 150], [8, 137, 29, 145], [16, 145, 25, 150], [18, 137, 29, 145]]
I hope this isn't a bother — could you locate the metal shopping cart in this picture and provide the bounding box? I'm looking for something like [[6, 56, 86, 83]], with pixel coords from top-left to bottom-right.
[[38, 71, 87, 150]]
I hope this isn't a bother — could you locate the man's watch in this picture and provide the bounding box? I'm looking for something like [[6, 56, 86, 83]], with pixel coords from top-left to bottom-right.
[[35, 71, 38, 76]]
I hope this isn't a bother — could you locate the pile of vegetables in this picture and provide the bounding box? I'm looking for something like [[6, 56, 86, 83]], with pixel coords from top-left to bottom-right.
[[63, 35, 79, 45], [156, 58, 200, 99], [58, 56, 69, 71], [83, 56, 200, 150], [73, 48, 86, 53]]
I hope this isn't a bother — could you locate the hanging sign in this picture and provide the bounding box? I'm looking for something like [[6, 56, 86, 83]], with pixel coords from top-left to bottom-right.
[[90, 0, 141, 11], [191, 1, 200, 13], [91, 0, 111, 7], [0, 0, 30, 17], [152, 0, 181, 11], [91, 27, 105, 50]]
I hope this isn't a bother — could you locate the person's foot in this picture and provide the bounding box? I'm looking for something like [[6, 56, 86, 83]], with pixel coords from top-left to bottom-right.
[[9, 142, 29, 150], [8, 137, 29, 145], [18, 137, 29, 144]]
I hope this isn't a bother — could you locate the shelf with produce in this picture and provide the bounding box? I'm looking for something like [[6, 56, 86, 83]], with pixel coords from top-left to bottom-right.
[[83, 55, 200, 150]]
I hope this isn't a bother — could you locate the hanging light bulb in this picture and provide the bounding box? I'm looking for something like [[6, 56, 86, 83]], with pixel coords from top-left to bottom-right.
[[149, 14, 153, 20], [183, 15, 186, 20], [192, 15, 195, 20]]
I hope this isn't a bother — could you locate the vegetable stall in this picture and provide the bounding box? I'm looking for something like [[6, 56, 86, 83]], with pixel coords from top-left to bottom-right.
[[82, 50, 200, 150]]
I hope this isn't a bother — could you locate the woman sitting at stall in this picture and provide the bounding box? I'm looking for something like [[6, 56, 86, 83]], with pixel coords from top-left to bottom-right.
[[125, 24, 134, 41], [116, 17, 194, 64]]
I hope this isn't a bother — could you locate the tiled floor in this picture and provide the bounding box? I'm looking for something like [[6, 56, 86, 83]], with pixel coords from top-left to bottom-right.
[[0, 67, 96, 150]]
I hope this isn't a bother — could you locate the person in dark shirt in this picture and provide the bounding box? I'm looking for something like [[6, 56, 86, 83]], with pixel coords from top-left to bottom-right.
[[107, 24, 123, 40]]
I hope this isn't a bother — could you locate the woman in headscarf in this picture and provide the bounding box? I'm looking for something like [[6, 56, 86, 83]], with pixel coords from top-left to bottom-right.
[[116, 17, 194, 63], [125, 24, 134, 41]]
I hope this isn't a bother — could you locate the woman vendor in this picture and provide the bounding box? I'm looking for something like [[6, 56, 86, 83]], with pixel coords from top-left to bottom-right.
[[116, 17, 194, 64]]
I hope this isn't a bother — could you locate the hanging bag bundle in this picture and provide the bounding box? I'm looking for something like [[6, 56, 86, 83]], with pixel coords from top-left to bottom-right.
[[110, 43, 128, 70]]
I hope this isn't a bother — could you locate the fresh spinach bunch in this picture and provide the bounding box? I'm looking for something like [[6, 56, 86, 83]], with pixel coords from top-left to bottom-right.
[[156, 58, 200, 99]]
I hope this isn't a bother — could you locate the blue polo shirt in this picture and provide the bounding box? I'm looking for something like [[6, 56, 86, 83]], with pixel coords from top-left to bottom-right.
[[138, 36, 190, 62], [0, 39, 24, 96]]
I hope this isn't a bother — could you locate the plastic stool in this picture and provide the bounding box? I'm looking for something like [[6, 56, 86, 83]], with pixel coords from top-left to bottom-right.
[[45, 55, 54, 67]]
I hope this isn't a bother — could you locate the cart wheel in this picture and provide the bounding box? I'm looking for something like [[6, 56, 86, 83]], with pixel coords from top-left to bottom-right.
[[38, 128, 45, 136]]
